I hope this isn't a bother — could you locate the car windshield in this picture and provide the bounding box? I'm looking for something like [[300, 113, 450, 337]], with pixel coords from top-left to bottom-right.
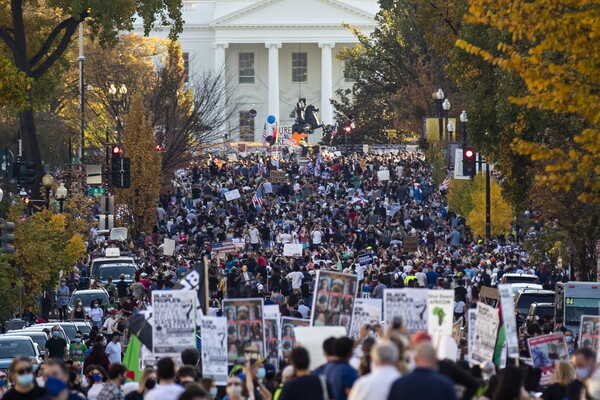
[[517, 293, 555, 313], [506, 275, 539, 284], [0, 339, 34, 358], [98, 266, 136, 280], [92, 259, 134, 276], [75, 324, 91, 335], [7, 334, 45, 349], [69, 292, 109, 307], [534, 306, 554, 319], [59, 325, 77, 340]]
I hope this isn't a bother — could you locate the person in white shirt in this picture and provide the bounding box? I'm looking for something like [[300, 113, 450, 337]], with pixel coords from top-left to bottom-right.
[[287, 265, 305, 295], [348, 340, 401, 400], [297, 299, 310, 319], [248, 225, 261, 251], [310, 227, 322, 250], [105, 333, 122, 364], [145, 357, 185, 400]]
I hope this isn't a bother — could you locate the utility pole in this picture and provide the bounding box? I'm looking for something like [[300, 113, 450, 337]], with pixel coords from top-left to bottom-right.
[[486, 161, 491, 240], [78, 22, 85, 163]]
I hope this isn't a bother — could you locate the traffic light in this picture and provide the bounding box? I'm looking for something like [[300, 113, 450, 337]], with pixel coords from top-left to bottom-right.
[[463, 147, 476, 176], [111, 145, 122, 155], [111, 156, 131, 188], [0, 219, 15, 254], [24, 162, 35, 186], [155, 144, 164, 152]]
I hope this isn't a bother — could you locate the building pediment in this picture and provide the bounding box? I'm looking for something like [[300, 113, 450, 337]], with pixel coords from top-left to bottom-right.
[[210, 0, 376, 28]]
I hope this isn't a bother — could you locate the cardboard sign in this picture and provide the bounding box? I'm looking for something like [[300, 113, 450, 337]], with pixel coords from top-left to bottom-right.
[[294, 326, 347, 370], [270, 170, 287, 183], [404, 236, 419, 253], [528, 332, 569, 385], [224, 189, 241, 201], [384, 288, 428, 333], [479, 286, 499, 308], [358, 252, 374, 266], [311, 270, 358, 333], [471, 303, 500, 366], [499, 284, 520, 357], [223, 298, 265, 363], [427, 290, 455, 338], [163, 239, 176, 256], [349, 298, 382, 339], [152, 290, 197, 358], [283, 244, 303, 257], [377, 170, 390, 181], [200, 316, 228, 385]]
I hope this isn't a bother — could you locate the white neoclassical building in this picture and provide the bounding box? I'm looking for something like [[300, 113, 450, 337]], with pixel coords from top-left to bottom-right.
[[134, 0, 378, 142]]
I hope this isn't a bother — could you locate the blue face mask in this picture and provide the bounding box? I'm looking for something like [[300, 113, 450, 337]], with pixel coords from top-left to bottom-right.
[[92, 374, 103, 382], [256, 367, 266, 380], [52, 331, 59, 337], [210, 387, 218, 397], [0, 379, 6, 387], [566, 336, 573, 343]]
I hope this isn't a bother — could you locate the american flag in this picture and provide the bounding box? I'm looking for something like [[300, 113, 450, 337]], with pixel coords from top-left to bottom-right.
[[252, 184, 264, 208], [314, 154, 322, 176], [211, 240, 238, 254], [329, 124, 338, 146], [262, 123, 267, 145], [439, 172, 451, 190]]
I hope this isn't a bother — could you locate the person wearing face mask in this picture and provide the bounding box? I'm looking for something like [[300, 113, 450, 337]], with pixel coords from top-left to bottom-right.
[[70, 299, 88, 321], [243, 359, 272, 400], [89, 301, 104, 328], [564, 330, 575, 357], [225, 376, 246, 400], [45, 326, 68, 361], [145, 357, 185, 400], [84, 365, 106, 400], [199, 377, 218, 400], [85, 341, 110, 372], [106, 333, 123, 364], [571, 347, 596, 397], [124, 367, 156, 400], [96, 363, 127, 400], [0, 371, 7, 399], [69, 332, 88, 363], [57, 279, 70, 322], [3, 357, 46, 400]]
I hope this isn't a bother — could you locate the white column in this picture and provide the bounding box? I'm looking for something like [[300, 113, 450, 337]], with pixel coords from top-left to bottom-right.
[[265, 42, 282, 122], [212, 42, 229, 141], [319, 42, 335, 125]]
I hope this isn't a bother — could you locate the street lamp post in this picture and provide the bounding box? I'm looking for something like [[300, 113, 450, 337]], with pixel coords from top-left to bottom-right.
[[460, 110, 468, 148], [56, 182, 67, 213], [42, 174, 54, 210], [108, 83, 128, 141], [442, 98, 451, 142], [432, 89, 444, 142], [447, 120, 455, 143]]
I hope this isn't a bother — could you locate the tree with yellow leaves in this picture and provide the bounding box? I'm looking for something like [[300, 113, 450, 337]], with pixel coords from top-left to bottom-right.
[[456, 0, 600, 204], [115, 93, 161, 238]]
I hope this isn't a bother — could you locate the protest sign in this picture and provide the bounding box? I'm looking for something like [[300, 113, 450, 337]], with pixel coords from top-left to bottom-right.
[[263, 305, 280, 320], [223, 298, 265, 363], [377, 170, 390, 181], [498, 284, 520, 357], [227, 154, 238, 162], [427, 290, 454, 338], [237, 143, 246, 153], [152, 290, 197, 358], [528, 332, 569, 385], [579, 315, 600, 352], [281, 317, 310, 360], [270, 170, 287, 183], [358, 252, 374, 266], [384, 288, 428, 333], [200, 316, 228, 385], [467, 309, 477, 362], [294, 326, 347, 370], [264, 318, 280, 369], [403, 236, 418, 253], [471, 303, 500, 366], [311, 270, 358, 333], [283, 244, 303, 257], [479, 286, 499, 308], [349, 298, 382, 339], [163, 239, 176, 256], [224, 189, 241, 201]]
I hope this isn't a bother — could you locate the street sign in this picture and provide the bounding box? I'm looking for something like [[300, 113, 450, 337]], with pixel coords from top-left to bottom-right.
[[88, 188, 106, 196], [358, 252, 374, 266], [71, 157, 81, 163], [0, 149, 14, 178]]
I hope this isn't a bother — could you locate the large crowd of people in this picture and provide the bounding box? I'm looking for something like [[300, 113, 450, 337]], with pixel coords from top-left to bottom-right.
[[3, 148, 591, 400]]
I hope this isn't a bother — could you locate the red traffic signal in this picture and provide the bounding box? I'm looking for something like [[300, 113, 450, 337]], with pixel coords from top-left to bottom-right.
[[155, 145, 164, 151], [112, 146, 122, 154], [465, 149, 474, 158]]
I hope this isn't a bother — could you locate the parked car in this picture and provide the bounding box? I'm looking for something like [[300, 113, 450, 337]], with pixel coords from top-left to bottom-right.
[[0, 336, 43, 371], [34, 322, 79, 341], [90, 255, 136, 280], [526, 302, 556, 324], [514, 289, 555, 324], [68, 288, 110, 316], [23, 325, 70, 347], [73, 321, 93, 337], [97, 264, 137, 285], [501, 273, 540, 285], [1, 331, 49, 357]]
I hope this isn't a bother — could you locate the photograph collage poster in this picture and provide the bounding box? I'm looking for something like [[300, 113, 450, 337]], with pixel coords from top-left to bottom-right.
[[310, 270, 359, 333], [223, 298, 265, 363], [281, 317, 310, 359]]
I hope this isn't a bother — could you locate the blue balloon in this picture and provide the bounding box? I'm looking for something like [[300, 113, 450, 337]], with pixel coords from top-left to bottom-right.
[[267, 115, 276, 124]]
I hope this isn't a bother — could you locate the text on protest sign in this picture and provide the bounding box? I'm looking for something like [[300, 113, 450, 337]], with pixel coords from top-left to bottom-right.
[[384, 288, 428, 333], [349, 298, 382, 339], [427, 290, 454, 338], [200, 316, 228, 385], [152, 290, 197, 358], [224, 189, 241, 201], [470, 302, 499, 366], [283, 244, 303, 257], [358, 252, 374, 266], [498, 284, 520, 357], [528, 332, 569, 385]]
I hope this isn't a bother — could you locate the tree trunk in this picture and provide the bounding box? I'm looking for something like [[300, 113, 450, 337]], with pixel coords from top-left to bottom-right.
[[19, 98, 43, 199]]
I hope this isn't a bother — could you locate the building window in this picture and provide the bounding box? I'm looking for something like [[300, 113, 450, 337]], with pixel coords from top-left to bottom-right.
[[239, 111, 255, 141], [183, 52, 189, 83], [292, 52, 307, 83], [344, 61, 357, 83], [239, 53, 255, 84]]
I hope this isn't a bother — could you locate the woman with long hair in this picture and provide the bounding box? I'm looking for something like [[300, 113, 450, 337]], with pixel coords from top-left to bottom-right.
[[492, 367, 529, 400], [541, 360, 582, 400], [124, 367, 156, 400], [84, 364, 107, 400], [84, 342, 110, 371]]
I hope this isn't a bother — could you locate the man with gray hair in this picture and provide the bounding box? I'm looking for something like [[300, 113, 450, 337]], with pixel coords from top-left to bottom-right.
[[348, 340, 401, 400]]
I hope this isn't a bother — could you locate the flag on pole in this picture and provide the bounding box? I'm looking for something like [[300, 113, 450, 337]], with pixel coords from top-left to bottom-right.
[[439, 171, 452, 190], [330, 124, 338, 146], [123, 334, 142, 381], [252, 184, 264, 208], [261, 123, 267, 145], [314, 154, 323, 176]]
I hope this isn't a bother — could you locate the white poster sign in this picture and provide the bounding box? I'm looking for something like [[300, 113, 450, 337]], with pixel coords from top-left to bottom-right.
[[294, 326, 347, 370], [467, 308, 477, 362], [349, 298, 382, 339], [377, 170, 390, 181], [283, 243, 303, 257], [152, 290, 197, 358], [384, 289, 428, 333], [163, 238, 176, 256], [427, 290, 455, 338], [498, 284, 520, 357], [200, 316, 228, 385], [471, 302, 500, 366], [224, 189, 241, 201], [263, 305, 280, 320]]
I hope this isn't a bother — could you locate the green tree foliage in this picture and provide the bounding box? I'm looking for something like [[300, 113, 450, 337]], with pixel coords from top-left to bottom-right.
[[0, 254, 18, 322]]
